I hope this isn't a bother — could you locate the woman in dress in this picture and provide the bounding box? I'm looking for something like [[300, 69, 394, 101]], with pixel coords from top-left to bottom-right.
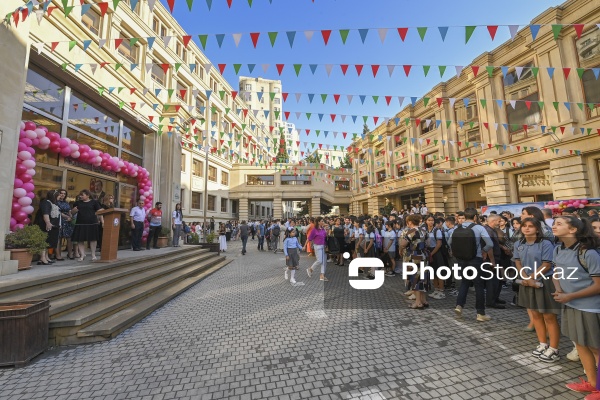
[[71, 189, 103, 261], [56, 189, 75, 260], [172, 203, 183, 247], [305, 218, 315, 257], [331, 218, 345, 266], [218, 223, 227, 252], [36, 190, 61, 265]]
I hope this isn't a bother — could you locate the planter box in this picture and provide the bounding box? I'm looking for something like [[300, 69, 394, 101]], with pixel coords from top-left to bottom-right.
[[200, 243, 220, 253], [157, 237, 169, 248], [0, 300, 50, 367], [9, 249, 33, 271]]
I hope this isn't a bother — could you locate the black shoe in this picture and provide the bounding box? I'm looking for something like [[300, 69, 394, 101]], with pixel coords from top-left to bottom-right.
[[37, 261, 50, 265], [358, 269, 364, 274], [487, 303, 505, 309], [496, 299, 507, 304], [366, 274, 375, 280]]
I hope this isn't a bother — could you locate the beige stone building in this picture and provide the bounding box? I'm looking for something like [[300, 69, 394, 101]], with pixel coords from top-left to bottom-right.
[[350, 0, 600, 215]]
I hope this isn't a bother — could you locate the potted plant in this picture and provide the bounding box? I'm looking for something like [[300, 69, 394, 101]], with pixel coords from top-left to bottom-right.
[[5, 226, 48, 271], [189, 233, 201, 245], [157, 226, 171, 248], [201, 232, 220, 253]]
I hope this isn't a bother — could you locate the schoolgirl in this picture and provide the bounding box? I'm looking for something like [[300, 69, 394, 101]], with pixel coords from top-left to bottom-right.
[[400, 214, 429, 309], [283, 228, 303, 285], [382, 221, 397, 277], [512, 218, 560, 363], [552, 216, 600, 395]]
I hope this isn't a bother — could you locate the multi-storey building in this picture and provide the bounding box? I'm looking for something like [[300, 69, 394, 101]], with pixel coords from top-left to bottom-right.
[[306, 149, 348, 169], [238, 76, 284, 132], [350, 0, 600, 215], [285, 122, 300, 163]]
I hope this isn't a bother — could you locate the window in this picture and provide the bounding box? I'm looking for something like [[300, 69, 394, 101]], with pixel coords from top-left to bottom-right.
[[455, 95, 478, 122], [503, 62, 541, 140], [192, 192, 202, 209], [577, 27, 600, 119], [273, 87, 280, 93], [221, 198, 228, 213], [262, 206, 266, 216], [360, 176, 369, 188], [212, 80, 218, 92], [244, 84, 252, 91], [335, 181, 350, 191], [193, 159, 203, 176], [247, 175, 274, 185], [152, 18, 160, 34], [196, 96, 205, 114], [221, 171, 229, 185], [208, 195, 216, 211], [274, 98, 280, 104], [176, 42, 182, 58], [180, 189, 184, 209], [151, 63, 166, 87], [281, 175, 312, 185], [376, 170, 387, 183], [397, 163, 408, 178], [516, 169, 554, 202], [459, 129, 482, 157], [208, 166, 217, 182], [176, 81, 187, 102], [82, 8, 101, 36], [160, 25, 167, 38], [181, 153, 186, 172], [250, 204, 255, 215], [117, 33, 137, 63], [420, 117, 435, 135], [68, 92, 119, 145], [423, 153, 436, 169], [394, 132, 405, 148], [231, 200, 238, 214]]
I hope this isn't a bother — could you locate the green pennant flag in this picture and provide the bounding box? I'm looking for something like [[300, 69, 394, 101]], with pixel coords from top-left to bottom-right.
[[130, 38, 139, 47], [439, 65, 447, 78], [321, 94, 327, 103], [480, 99, 487, 109], [423, 65, 430, 77], [113, 0, 121, 9], [98, 87, 105, 96], [423, 97, 430, 107], [233, 64, 242, 74], [118, 101, 124, 110], [537, 101, 544, 110], [68, 40, 77, 51], [553, 102, 559, 111], [61, 0, 68, 8], [64, 6, 74, 17], [175, 63, 182, 72], [164, 104, 170, 112], [589, 103, 595, 110], [186, 0, 194, 11], [275, 111, 280, 119], [417, 27, 427, 41], [269, 92, 276, 101], [372, 96, 379, 104], [405, 118, 411, 126], [306, 113, 311, 120], [339, 29, 350, 44], [241, 124, 246, 131], [577, 68, 586, 79], [469, 121, 475, 129], [219, 90, 225, 100], [363, 116, 369, 123], [465, 26, 476, 44], [198, 35, 208, 50], [486, 66, 494, 77], [248, 0, 253, 6], [316, 130, 321, 137], [293, 64, 302, 76], [446, 120, 452, 128], [551, 25, 563, 40], [220, 131, 225, 138], [167, 89, 174, 98], [577, 103, 584, 111], [531, 67, 539, 78], [117, 87, 124, 94], [61, 63, 68, 71], [268, 32, 278, 47]]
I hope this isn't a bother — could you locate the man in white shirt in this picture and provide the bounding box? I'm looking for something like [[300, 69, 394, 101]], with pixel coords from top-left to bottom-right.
[[419, 203, 429, 216], [130, 199, 146, 251], [542, 208, 554, 227]]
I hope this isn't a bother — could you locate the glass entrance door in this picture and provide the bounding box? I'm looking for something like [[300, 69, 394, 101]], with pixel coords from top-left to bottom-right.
[[118, 184, 138, 249]]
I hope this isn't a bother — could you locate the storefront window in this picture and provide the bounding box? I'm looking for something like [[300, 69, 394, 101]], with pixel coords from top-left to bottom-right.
[[68, 92, 120, 145], [22, 108, 61, 166], [122, 123, 144, 155], [24, 68, 64, 118], [576, 27, 600, 120], [516, 169, 554, 202], [66, 171, 117, 205], [31, 166, 64, 217], [67, 128, 118, 157]]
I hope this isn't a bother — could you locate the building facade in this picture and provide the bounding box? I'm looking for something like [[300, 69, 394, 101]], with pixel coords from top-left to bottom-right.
[[350, 0, 600, 215]]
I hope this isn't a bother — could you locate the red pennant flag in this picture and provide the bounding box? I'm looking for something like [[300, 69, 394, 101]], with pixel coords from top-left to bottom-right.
[[343, 132, 347, 139], [525, 101, 531, 110], [395, 135, 400, 142], [471, 66, 480, 77], [574, 24, 584, 39], [242, 109, 248, 118], [51, 42, 59, 52], [130, 102, 136, 109], [166, 0, 175, 13], [284, 111, 290, 119], [321, 30, 332, 45], [334, 94, 340, 104], [250, 32, 260, 48], [330, 114, 336, 122], [560, 126, 566, 134], [483, 122, 489, 130], [21, 8, 28, 21], [340, 64, 349, 75], [318, 143, 323, 149], [415, 118, 421, 126], [397, 27, 408, 41], [426, 139, 431, 145], [371, 65, 380, 77], [436, 98, 443, 107], [179, 89, 187, 98], [563, 68, 571, 79], [373, 116, 379, 125], [305, 129, 310, 135], [100, 62, 110, 68], [269, 126, 274, 132], [276, 64, 285, 75], [99, 2, 109, 16], [183, 35, 192, 48], [130, 88, 136, 94], [385, 96, 392, 105], [114, 38, 123, 49], [487, 25, 498, 40], [355, 65, 363, 76], [149, 116, 154, 123], [296, 141, 300, 146], [517, 146, 521, 152], [403, 65, 411, 77], [161, 64, 170, 74], [231, 91, 238, 100], [457, 141, 462, 147], [218, 64, 226, 74], [280, 92, 288, 102], [227, 0, 233, 7]]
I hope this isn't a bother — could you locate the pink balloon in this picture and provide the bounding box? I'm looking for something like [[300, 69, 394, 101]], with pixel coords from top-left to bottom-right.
[[10, 217, 17, 228], [20, 173, 32, 183], [47, 131, 60, 141], [19, 122, 25, 131], [79, 151, 89, 160], [581, 199, 589, 205], [35, 127, 48, 137], [14, 224, 24, 230], [22, 205, 34, 215], [38, 137, 50, 149], [13, 188, 26, 198], [14, 211, 27, 221], [18, 142, 27, 152], [579, 204, 585, 209], [22, 182, 34, 192], [58, 138, 71, 147], [12, 202, 21, 213], [18, 196, 32, 206], [31, 138, 39, 146], [50, 139, 60, 149], [24, 121, 36, 131], [14, 178, 23, 188], [71, 151, 80, 159], [22, 218, 30, 225], [21, 138, 33, 147], [26, 192, 35, 199], [60, 147, 72, 157], [25, 130, 37, 140]]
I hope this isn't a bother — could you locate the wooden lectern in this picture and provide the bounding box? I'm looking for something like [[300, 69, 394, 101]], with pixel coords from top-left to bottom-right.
[[96, 208, 129, 262]]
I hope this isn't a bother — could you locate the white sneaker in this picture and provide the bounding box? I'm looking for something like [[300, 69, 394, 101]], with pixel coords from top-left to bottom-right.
[[408, 294, 416, 300], [476, 314, 491, 322], [290, 278, 296, 284], [284, 269, 289, 280], [306, 268, 313, 278], [454, 305, 463, 317], [436, 291, 446, 299], [539, 347, 560, 363], [566, 347, 580, 362], [532, 343, 548, 357]]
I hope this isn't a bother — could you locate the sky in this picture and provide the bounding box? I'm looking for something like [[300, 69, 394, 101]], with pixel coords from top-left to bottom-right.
[[161, 0, 562, 149]]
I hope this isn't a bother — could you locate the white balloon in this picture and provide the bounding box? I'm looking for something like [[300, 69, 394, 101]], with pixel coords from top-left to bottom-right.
[[13, 188, 26, 198], [22, 205, 34, 214], [71, 151, 80, 159], [17, 151, 31, 161], [35, 128, 47, 138], [26, 168, 36, 176]]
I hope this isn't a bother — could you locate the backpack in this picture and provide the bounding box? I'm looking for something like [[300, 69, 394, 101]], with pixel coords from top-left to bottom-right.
[[272, 225, 281, 236], [451, 223, 478, 261], [576, 247, 600, 273]]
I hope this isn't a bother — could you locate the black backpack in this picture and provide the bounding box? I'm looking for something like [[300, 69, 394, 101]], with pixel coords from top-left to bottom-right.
[[272, 225, 281, 236], [451, 223, 477, 261]]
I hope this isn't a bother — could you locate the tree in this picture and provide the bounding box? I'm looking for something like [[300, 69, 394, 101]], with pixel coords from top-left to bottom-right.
[[320, 203, 333, 215], [275, 130, 289, 163], [304, 151, 322, 164], [339, 152, 352, 169], [297, 201, 309, 216]]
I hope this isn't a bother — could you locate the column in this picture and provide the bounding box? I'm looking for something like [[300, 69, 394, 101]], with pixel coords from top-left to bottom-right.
[[158, 132, 182, 228], [0, 1, 31, 275], [238, 198, 249, 222], [550, 157, 591, 199], [484, 172, 512, 205], [310, 198, 320, 216], [424, 184, 444, 213], [443, 185, 460, 214], [368, 196, 379, 216], [272, 196, 283, 219]]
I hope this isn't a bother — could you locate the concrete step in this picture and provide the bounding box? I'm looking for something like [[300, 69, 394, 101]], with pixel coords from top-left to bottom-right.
[[50, 254, 223, 329], [0, 247, 208, 303], [76, 258, 230, 340], [49, 252, 217, 317]]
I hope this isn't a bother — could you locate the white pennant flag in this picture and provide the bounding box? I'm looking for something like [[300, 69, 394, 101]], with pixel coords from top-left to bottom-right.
[[515, 66, 524, 79], [295, 93, 301, 102], [140, 102, 146, 109], [90, 64, 97, 75], [304, 31, 315, 42], [204, 63, 211, 74], [35, 9, 44, 25], [232, 33, 242, 47], [148, 0, 157, 12], [261, 64, 269, 73], [146, 63, 153, 73], [295, 112, 301, 119], [425, 119, 432, 127], [387, 65, 395, 77], [99, 39, 107, 49], [509, 100, 516, 109], [398, 96, 404, 107], [341, 115, 346, 123], [33, 42, 44, 54], [333, 132, 338, 138], [449, 98, 457, 107], [163, 36, 172, 47], [508, 25, 519, 40], [455, 66, 464, 78], [378, 28, 388, 44], [325, 64, 333, 77], [192, 89, 199, 97], [347, 94, 353, 104]]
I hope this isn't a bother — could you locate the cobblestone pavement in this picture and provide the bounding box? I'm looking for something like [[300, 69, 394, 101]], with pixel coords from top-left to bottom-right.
[[0, 239, 587, 400]]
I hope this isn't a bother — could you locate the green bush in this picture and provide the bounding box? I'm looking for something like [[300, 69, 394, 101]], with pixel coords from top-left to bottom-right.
[[189, 233, 200, 245], [160, 226, 171, 238], [5, 225, 48, 255], [205, 232, 216, 243]]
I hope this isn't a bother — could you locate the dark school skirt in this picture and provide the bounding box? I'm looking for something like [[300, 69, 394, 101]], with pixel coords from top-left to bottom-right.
[[517, 279, 560, 315], [561, 305, 600, 348], [286, 248, 300, 269]]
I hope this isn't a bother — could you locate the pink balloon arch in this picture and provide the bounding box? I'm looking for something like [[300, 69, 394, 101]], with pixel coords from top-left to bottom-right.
[[12, 120, 154, 241]]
